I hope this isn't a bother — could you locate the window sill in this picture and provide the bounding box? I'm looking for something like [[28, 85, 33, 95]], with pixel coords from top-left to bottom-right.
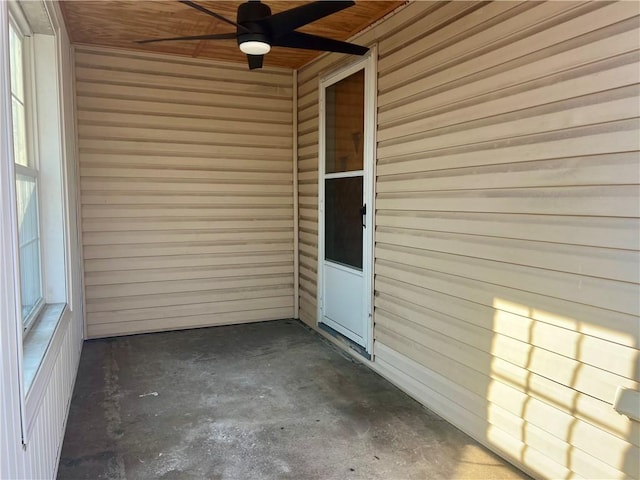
[[23, 302, 65, 392]]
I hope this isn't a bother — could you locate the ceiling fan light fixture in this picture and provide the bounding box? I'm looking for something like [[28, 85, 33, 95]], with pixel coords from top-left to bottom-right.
[[136, 1, 368, 70], [239, 40, 271, 55]]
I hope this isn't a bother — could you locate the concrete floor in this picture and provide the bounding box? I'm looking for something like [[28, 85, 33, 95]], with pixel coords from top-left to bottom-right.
[[58, 320, 528, 480]]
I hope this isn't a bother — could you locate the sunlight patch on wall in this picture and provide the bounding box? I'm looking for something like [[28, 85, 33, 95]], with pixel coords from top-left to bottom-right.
[[486, 298, 639, 479]]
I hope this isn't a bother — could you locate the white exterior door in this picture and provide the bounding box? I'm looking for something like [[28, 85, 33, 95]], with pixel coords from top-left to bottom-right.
[[318, 52, 375, 352]]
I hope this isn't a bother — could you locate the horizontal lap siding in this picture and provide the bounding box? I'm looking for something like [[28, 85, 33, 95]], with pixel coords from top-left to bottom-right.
[[76, 47, 294, 338], [295, 2, 445, 326], [297, 88, 319, 324], [375, 1, 640, 479], [297, 2, 640, 479]]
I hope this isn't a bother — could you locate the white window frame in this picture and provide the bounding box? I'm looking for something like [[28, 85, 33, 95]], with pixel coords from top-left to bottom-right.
[[4, 0, 73, 445], [9, 3, 46, 335]]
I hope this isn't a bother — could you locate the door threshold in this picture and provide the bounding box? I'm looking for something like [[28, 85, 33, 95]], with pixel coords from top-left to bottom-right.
[[318, 322, 371, 360]]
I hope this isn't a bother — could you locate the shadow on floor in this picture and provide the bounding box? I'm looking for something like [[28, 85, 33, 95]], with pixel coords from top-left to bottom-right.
[[57, 320, 529, 480]]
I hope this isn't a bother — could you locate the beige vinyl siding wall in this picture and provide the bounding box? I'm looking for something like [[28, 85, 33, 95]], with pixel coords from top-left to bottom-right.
[[297, 2, 640, 479], [76, 46, 294, 338]]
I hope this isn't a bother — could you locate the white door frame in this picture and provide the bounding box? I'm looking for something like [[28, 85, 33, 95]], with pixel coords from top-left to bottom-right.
[[317, 46, 377, 355]]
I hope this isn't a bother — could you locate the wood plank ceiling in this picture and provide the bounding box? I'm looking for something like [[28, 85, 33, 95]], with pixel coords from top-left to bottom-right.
[[59, 1, 404, 69]]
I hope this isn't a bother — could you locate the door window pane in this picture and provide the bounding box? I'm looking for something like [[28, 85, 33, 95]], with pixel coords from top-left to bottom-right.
[[325, 69, 364, 174], [325, 176, 363, 270]]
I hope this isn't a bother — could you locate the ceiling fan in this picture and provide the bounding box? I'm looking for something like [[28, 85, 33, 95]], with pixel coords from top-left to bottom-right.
[[136, 0, 369, 70]]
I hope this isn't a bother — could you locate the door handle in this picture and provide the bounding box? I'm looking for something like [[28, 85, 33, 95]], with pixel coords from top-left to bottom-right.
[[360, 204, 366, 228]]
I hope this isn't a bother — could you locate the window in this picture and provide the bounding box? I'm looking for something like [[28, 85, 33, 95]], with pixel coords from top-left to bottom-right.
[[6, 0, 70, 399], [3, 0, 76, 444], [9, 18, 44, 332]]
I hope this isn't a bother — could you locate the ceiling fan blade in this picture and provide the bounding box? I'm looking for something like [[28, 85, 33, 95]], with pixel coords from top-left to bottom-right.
[[247, 54, 264, 70], [179, 0, 250, 33], [262, 1, 354, 37], [136, 33, 237, 44], [272, 31, 368, 55]]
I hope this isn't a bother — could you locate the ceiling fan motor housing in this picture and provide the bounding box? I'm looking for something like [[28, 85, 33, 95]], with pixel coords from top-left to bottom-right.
[[237, 1, 272, 47]]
